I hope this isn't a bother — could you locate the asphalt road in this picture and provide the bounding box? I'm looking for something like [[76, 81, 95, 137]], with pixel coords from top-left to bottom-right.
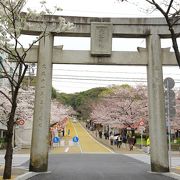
[[27, 154, 176, 180]]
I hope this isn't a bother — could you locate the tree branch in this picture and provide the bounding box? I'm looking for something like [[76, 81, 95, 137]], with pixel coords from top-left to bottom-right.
[[0, 90, 12, 104], [0, 119, 8, 127], [0, 61, 17, 87], [166, 0, 174, 14]]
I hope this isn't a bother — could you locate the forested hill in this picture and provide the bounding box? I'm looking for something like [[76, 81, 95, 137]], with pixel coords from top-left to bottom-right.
[[56, 87, 109, 120]]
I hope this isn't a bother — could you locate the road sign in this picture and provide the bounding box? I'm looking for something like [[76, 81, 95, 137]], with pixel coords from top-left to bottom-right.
[[165, 92, 176, 107], [164, 77, 175, 89], [72, 136, 79, 143], [164, 78, 176, 118], [53, 137, 60, 143], [164, 90, 175, 99], [16, 119, 25, 126], [165, 106, 176, 118], [139, 120, 144, 126]]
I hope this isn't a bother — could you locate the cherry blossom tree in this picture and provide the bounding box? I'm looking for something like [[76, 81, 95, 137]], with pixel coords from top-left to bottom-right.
[[0, 87, 34, 127], [0, 86, 72, 127], [0, 86, 74, 149], [50, 100, 76, 143], [16, 87, 34, 122], [90, 85, 148, 130], [1, 86, 73, 129], [0, 87, 11, 126], [51, 99, 76, 124], [90, 84, 180, 135], [173, 90, 180, 134], [0, 0, 73, 178]]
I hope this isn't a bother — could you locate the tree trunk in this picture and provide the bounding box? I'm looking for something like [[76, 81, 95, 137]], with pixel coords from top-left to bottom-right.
[[3, 134, 13, 179], [170, 31, 180, 67], [2, 63, 27, 179], [3, 104, 17, 179], [3, 121, 14, 179]]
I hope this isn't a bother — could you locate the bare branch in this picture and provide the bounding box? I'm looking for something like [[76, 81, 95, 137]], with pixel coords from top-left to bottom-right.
[[24, 31, 47, 54], [171, 16, 180, 26], [12, 0, 25, 13], [0, 1, 14, 27], [144, 0, 180, 67], [0, 90, 12, 104], [171, 9, 180, 19], [145, 0, 155, 5], [0, 119, 8, 127], [0, 61, 17, 87], [166, 0, 174, 14]]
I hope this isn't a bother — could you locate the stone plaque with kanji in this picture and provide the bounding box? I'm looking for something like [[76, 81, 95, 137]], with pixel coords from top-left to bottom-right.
[[91, 22, 112, 56]]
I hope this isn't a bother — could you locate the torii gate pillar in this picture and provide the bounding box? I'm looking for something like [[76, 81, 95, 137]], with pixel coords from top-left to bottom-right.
[[29, 34, 53, 172], [147, 34, 169, 172]]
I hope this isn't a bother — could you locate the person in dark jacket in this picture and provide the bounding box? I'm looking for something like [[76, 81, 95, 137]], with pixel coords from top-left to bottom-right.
[[117, 135, 122, 148], [128, 136, 136, 151]]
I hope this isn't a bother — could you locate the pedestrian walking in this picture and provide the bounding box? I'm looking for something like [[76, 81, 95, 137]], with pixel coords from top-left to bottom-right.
[[122, 134, 127, 149], [68, 129, 70, 136], [117, 135, 122, 148], [128, 136, 136, 151], [146, 137, 150, 154], [99, 130, 102, 138], [110, 134, 114, 145]]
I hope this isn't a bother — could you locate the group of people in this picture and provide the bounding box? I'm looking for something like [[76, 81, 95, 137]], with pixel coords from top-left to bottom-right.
[[109, 133, 136, 151], [92, 127, 152, 153]]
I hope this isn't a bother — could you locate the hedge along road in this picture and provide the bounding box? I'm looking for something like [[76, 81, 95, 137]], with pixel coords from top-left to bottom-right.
[[50, 120, 114, 154]]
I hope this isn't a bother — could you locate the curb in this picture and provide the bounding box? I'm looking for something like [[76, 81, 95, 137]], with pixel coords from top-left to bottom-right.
[[15, 171, 51, 180], [165, 172, 180, 180], [148, 171, 180, 180]]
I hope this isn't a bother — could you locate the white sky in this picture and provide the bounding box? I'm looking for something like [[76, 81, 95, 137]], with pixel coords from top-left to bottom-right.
[[26, 0, 161, 17], [24, 0, 180, 93]]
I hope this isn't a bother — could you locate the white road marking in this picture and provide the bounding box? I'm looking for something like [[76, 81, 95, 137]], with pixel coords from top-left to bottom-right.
[[64, 147, 69, 153]]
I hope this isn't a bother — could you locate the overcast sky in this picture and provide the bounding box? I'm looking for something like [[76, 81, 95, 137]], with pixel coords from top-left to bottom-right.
[[24, 0, 180, 93], [26, 0, 160, 17]]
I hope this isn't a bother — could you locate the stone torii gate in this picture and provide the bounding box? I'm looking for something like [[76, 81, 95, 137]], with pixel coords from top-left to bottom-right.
[[22, 16, 179, 173]]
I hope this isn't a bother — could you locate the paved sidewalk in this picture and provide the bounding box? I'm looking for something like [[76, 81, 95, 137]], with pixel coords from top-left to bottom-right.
[[0, 153, 29, 179]]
